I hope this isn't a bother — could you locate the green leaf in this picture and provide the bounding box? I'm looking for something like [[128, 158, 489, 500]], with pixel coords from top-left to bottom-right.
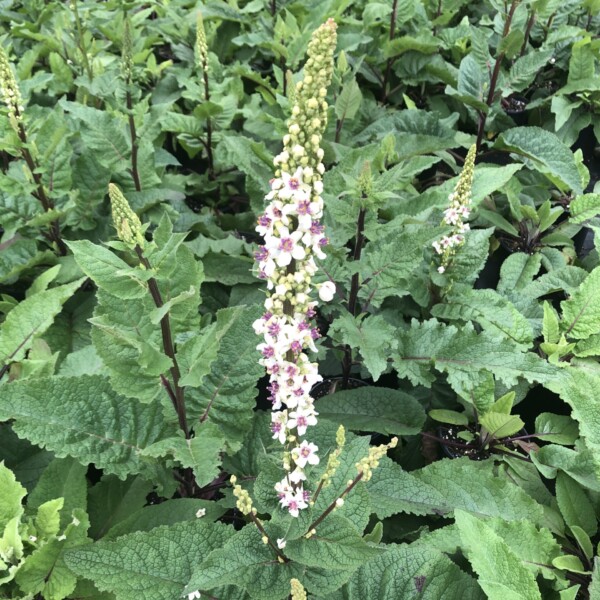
[[0, 278, 84, 368], [317, 387, 426, 435], [186, 305, 263, 452], [142, 423, 225, 488], [497, 253, 542, 295], [28, 457, 87, 530], [542, 301, 560, 343], [429, 409, 469, 426], [335, 78, 362, 121], [393, 319, 553, 397], [329, 314, 394, 381], [531, 444, 600, 491], [547, 368, 600, 475], [0, 375, 174, 480], [325, 542, 484, 600], [552, 555, 588, 574], [432, 288, 533, 346], [34, 498, 63, 539], [0, 463, 26, 531], [479, 412, 524, 439], [455, 510, 542, 600], [358, 228, 439, 307], [534, 413, 579, 446], [568, 38, 595, 85], [67, 240, 148, 300], [64, 521, 235, 600], [496, 127, 583, 194], [555, 472, 597, 536], [368, 457, 545, 524], [88, 475, 154, 540], [445, 228, 494, 285], [103, 499, 226, 540], [16, 510, 90, 600], [202, 253, 256, 285], [569, 193, 600, 224], [561, 266, 600, 340], [508, 50, 553, 92], [455, 54, 488, 110], [0, 423, 53, 492], [285, 515, 383, 569]]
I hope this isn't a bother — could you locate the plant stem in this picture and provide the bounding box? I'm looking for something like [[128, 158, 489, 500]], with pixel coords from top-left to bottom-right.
[[16, 119, 67, 255], [126, 90, 142, 192], [475, 0, 520, 152], [519, 10, 536, 57], [202, 69, 215, 178], [341, 206, 366, 387], [305, 473, 363, 534], [135, 246, 189, 438], [381, 0, 399, 102], [71, 0, 94, 82], [433, 0, 443, 35], [248, 511, 288, 562]]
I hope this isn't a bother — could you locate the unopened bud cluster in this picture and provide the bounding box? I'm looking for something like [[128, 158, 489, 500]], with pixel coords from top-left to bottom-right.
[[121, 18, 133, 82], [290, 578, 307, 600], [108, 184, 145, 249], [355, 437, 398, 482], [253, 20, 337, 518], [0, 45, 23, 132], [432, 145, 476, 274], [195, 13, 209, 73], [230, 475, 254, 515], [319, 425, 346, 489]]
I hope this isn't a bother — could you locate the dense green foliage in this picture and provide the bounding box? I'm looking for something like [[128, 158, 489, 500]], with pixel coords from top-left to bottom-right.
[[0, 0, 599, 598]]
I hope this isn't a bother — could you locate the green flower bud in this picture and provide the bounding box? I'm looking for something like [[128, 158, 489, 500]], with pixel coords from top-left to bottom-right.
[[195, 12, 209, 73], [0, 45, 23, 133], [108, 183, 145, 249], [121, 17, 133, 83], [290, 578, 307, 600]]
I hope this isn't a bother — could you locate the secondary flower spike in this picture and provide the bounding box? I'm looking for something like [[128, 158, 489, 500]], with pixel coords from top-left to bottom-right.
[[0, 45, 23, 132], [433, 144, 476, 273], [253, 19, 337, 517], [108, 183, 145, 249]]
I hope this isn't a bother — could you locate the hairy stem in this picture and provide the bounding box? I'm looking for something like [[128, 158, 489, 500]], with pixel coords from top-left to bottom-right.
[[16, 119, 67, 255], [126, 90, 142, 192], [71, 0, 94, 82], [476, 0, 520, 152], [135, 246, 189, 438], [381, 0, 399, 102], [305, 473, 363, 534], [341, 206, 366, 387], [519, 10, 536, 57], [248, 511, 288, 562], [203, 69, 215, 178]]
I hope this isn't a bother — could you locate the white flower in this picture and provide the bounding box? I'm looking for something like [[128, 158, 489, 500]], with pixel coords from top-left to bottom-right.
[[195, 508, 206, 518], [277, 538, 287, 549], [287, 406, 318, 436], [318, 281, 336, 302], [265, 227, 306, 267], [291, 441, 320, 469], [438, 266, 445, 274], [278, 168, 311, 201], [271, 410, 289, 444], [335, 498, 344, 507], [188, 591, 202, 600]]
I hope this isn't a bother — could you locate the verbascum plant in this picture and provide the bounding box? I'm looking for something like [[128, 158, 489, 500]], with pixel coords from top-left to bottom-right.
[[0, 45, 23, 133], [253, 19, 337, 517], [432, 144, 476, 273]]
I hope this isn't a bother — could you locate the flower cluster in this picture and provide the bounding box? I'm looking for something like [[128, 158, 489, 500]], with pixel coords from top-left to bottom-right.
[[108, 183, 145, 249], [0, 45, 23, 133], [432, 144, 476, 273], [195, 12, 209, 74], [253, 20, 337, 517]]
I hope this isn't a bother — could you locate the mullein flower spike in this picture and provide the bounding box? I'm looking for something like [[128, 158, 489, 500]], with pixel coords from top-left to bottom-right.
[[432, 144, 477, 273], [195, 12, 209, 74], [0, 45, 23, 133], [108, 184, 145, 249], [121, 17, 133, 83], [253, 19, 337, 517]]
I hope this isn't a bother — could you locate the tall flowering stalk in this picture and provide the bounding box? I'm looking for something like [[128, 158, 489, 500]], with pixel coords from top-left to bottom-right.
[[432, 144, 476, 273], [253, 20, 337, 517]]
